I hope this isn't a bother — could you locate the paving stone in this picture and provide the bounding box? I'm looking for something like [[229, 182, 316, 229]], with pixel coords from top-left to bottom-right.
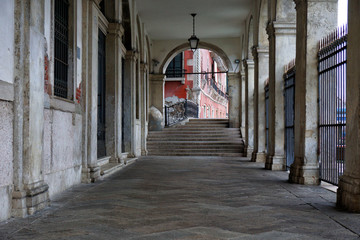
[[1, 156, 360, 239]]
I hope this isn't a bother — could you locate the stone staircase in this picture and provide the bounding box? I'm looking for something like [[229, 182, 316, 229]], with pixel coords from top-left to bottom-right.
[[147, 119, 244, 157]]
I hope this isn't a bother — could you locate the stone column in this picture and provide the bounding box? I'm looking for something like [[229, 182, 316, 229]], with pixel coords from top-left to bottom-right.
[[266, 21, 296, 170], [289, 0, 337, 184], [228, 73, 241, 128], [252, 47, 269, 163], [149, 74, 165, 127], [140, 63, 149, 155], [81, 0, 101, 182], [337, 0, 360, 212], [244, 59, 255, 158], [105, 22, 124, 163], [241, 70, 246, 144], [123, 50, 138, 156], [12, 0, 49, 217]]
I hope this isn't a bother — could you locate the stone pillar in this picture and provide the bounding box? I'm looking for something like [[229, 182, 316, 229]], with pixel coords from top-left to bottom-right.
[[241, 70, 246, 144], [266, 21, 296, 170], [123, 50, 138, 156], [228, 72, 241, 128], [289, 0, 337, 184], [105, 22, 124, 163], [149, 74, 165, 126], [337, 0, 360, 212], [244, 60, 255, 158], [81, 0, 101, 182], [252, 47, 269, 163], [140, 63, 149, 155], [12, 0, 49, 217]]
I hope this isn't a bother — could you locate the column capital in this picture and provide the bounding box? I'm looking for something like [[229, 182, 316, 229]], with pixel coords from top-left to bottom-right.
[[242, 59, 254, 69], [140, 62, 148, 72], [251, 46, 259, 60], [293, 0, 306, 9], [150, 74, 165, 82], [108, 22, 124, 38], [125, 50, 139, 61]]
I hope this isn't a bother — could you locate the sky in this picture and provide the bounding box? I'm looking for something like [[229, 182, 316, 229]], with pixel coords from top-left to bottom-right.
[[338, 0, 348, 26]]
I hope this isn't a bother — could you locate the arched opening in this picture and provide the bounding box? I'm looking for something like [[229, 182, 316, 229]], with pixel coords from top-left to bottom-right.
[[160, 42, 233, 74], [164, 48, 229, 125]]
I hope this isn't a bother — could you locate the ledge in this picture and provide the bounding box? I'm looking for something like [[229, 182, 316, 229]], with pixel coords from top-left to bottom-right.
[[0, 80, 14, 102], [49, 96, 76, 113]]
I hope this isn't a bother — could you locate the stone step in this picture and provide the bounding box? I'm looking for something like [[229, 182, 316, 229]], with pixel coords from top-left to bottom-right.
[[147, 141, 244, 145], [148, 138, 243, 142], [162, 128, 240, 132], [147, 144, 243, 149], [147, 152, 244, 157]]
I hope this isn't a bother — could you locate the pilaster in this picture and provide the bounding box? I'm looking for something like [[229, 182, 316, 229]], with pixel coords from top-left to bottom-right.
[[252, 47, 269, 163], [12, 0, 49, 217], [337, 0, 360, 211], [123, 50, 138, 156], [244, 59, 255, 158], [266, 20, 296, 170], [240, 70, 246, 148], [149, 74, 165, 120], [289, 0, 337, 184], [228, 72, 241, 128], [106, 22, 124, 163], [140, 62, 149, 156]]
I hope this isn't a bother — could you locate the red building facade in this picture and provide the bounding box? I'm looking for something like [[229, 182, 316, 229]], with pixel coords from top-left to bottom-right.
[[164, 49, 228, 119]]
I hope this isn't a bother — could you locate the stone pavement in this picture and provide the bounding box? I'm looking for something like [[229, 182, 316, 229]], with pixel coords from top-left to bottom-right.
[[1, 156, 360, 240]]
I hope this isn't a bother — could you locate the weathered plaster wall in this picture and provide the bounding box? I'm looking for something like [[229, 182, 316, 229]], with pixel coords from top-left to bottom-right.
[[43, 109, 82, 198], [0, 0, 14, 85], [0, 101, 13, 221]]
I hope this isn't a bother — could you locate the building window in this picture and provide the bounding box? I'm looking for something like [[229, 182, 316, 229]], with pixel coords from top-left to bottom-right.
[[203, 105, 206, 118], [54, 0, 69, 98], [166, 53, 184, 78]]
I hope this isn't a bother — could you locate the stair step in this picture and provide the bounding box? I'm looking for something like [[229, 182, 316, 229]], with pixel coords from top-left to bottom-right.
[[147, 152, 244, 157], [146, 119, 243, 157]]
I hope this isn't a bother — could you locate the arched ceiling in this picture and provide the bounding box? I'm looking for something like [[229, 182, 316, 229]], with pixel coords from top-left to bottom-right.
[[135, 0, 253, 40]]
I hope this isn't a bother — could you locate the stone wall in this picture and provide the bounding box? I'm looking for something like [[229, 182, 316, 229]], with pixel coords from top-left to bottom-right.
[[0, 101, 13, 221], [43, 109, 82, 198]]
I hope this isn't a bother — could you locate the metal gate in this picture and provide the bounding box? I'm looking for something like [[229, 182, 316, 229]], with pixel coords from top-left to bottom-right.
[[265, 83, 269, 153], [284, 66, 295, 169], [97, 30, 106, 158], [318, 26, 347, 185]]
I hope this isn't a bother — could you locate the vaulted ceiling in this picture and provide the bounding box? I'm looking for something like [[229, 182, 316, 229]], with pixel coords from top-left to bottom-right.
[[135, 0, 253, 40]]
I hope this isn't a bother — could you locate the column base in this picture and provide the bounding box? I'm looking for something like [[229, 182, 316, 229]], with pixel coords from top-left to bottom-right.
[[89, 165, 101, 183], [289, 159, 319, 185], [265, 155, 286, 170], [252, 152, 267, 163], [246, 147, 254, 159], [12, 182, 49, 217], [141, 149, 148, 156], [337, 175, 360, 212]]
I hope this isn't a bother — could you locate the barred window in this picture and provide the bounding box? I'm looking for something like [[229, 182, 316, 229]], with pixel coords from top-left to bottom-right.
[[54, 0, 69, 98]]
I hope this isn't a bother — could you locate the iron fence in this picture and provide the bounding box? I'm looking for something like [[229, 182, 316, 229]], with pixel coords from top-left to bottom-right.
[[318, 25, 347, 185], [284, 62, 295, 170], [165, 99, 199, 126]]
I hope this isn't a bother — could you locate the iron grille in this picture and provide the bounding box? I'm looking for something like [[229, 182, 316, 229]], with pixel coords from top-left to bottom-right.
[[284, 67, 295, 170], [97, 30, 106, 158], [54, 0, 69, 98], [318, 25, 347, 185]]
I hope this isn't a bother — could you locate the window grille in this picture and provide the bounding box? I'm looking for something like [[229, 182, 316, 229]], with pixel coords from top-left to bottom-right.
[[54, 0, 69, 98]]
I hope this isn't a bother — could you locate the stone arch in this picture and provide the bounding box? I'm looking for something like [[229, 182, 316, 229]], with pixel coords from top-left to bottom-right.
[[258, 0, 269, 48], [122, 0, 132, 50], [247, 16, 254, 59], [159, 42, 233, 74], [146, 36, 152, 71], [136, 15, 144, 61]]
